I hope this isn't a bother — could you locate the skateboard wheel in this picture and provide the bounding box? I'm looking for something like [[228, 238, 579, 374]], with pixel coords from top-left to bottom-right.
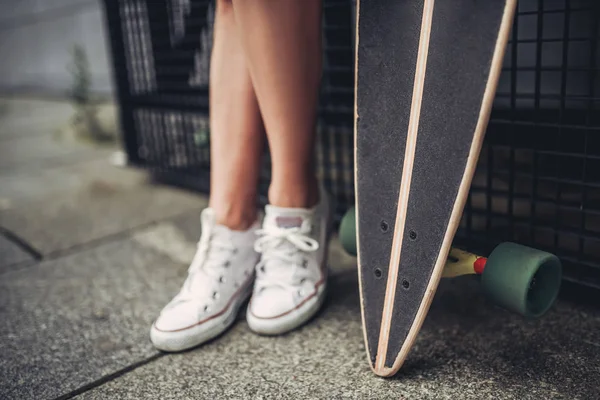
[[481, 242, 562, 318], [339, 206, 357, 256]]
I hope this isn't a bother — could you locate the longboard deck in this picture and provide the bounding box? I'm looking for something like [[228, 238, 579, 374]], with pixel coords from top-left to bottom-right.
[[355, 0, 517, 377]]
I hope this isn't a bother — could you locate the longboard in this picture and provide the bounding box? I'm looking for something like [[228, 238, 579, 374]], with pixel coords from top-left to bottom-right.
[[354, 0, 518, 377]]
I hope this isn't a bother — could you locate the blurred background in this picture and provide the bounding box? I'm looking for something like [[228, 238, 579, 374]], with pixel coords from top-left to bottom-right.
[[100, 0, 600, 292], [0, 0, 113, 95], [1, 1, 599, 399]]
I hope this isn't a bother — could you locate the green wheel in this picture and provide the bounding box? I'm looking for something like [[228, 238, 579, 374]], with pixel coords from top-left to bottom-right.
[[481, 242, 562, 318], [339, 206, 357, 256]]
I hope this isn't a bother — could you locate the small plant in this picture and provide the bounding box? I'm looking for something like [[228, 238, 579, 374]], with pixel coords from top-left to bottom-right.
[[68, 44, 92, 109], [66, 44, 115, 144]]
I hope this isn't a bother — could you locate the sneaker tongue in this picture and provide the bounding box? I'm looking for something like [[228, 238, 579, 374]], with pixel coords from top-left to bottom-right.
[[265, 205, 311, 229], [275, 215, 304, 229]]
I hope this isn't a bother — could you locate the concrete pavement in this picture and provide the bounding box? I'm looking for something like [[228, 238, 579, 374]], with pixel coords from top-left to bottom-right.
[[1, 97, 599, 400]]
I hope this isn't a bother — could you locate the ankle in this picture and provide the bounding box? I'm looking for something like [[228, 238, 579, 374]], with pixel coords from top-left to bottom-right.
[[268, 177, 320, 209], [210, 203, 258, 231], [218, 211, 258, 231]]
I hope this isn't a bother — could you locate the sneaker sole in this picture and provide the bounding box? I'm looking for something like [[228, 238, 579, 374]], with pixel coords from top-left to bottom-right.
[[246, 280, 327, 335], [150, 281, 253, 352]]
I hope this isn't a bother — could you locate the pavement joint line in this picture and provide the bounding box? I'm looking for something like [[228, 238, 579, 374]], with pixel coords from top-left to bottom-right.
[[0, 225, 43, 260], [0, 206, 206, 278], [51, 353, 165, 400], [0, 258, 38, 275]]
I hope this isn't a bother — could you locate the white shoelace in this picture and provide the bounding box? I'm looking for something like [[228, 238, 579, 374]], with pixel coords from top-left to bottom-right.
[[167, 228, 236, 309], [254, 224, 319, 293]]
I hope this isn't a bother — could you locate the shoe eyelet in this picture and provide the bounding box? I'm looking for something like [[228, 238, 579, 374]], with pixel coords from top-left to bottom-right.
[[203, 305, 209, 312], [260, 266, 265, 273], [213, 291, 219, 300], [219, 276, 225, 283], [300, 278, 306, 284], [224, 261, 230, 268], [302, 259, 308, 268]]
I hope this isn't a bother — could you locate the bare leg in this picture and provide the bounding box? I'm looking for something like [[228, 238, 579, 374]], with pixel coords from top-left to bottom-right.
[[231, 0, 323, 208], [208, 0, 265, 229]]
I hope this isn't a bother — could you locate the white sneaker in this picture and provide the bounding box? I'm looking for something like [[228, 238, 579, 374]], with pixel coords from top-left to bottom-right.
[[150, 208, 260, 352], [247, 187, 332, 335]]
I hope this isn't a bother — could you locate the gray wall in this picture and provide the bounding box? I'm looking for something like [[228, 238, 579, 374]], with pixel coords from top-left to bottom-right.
[[0, 0, 114, 96]]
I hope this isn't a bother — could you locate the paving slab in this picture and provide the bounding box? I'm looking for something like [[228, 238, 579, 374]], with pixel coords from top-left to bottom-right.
[[0, 128, 107, 171], [74, 264, 600, 400], [0, 97, 74, 141], [0, 222, 199, 400], [0, 97, 103, 171], [0, 232, 35, 269], [0, 158, 207, 256], [0, 97, 206, 257]]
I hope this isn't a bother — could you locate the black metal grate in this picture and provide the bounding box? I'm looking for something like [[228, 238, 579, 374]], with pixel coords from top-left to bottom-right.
[[102, 0, 600, 291], [459, 0, 600, 290]]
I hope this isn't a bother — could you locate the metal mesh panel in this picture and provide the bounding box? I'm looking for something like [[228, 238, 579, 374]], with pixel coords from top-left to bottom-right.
[[459, 1, 600, 289], [102, 0, 600, 290]]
